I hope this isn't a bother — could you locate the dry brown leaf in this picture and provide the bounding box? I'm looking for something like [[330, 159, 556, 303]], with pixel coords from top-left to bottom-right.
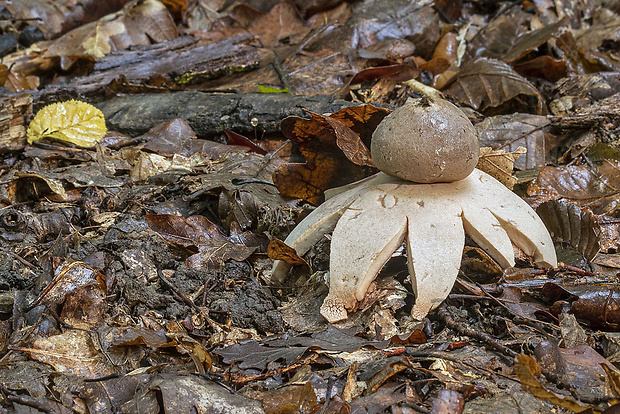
[[476, 146, 526, 189], [230, 2, 310, 49], [44, 0, 177, 58], [445, 57, 547, 115], [5, 0, 133, 39], [536, 200, 600, 260]]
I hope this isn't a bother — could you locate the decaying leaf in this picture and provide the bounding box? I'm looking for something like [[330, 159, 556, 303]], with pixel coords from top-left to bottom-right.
[[214, 325, 388, 370], [145, 214, 260, 270], [273, 104, 388, 205], [25, 330, 117, 379], [120, 373, 264, 413], [527, 161, 620, 215], [27, 100, 107, 148], [544, 283, 620, 331], [513, 354, 589, 412], [33, 261, 106, 307], [476, 113, 555, 170], [534, 341, 620, 402], [0, 92, 32, 153]]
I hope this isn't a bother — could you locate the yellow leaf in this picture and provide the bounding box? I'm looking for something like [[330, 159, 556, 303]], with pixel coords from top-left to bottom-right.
[[27, 100, 107, 148]]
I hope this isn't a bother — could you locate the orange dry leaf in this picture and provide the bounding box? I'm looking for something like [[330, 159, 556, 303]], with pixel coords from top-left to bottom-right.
[[273, 105, 388, 205], [267, 238, 307, 266]]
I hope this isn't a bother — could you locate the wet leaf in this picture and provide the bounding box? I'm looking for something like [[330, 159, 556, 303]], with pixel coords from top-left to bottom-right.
[[434, 0, 461, 22], [513, 354, 588, 412], [527, 161, 620, 215], [260, 381, 319, 414], [545, 283, 620, 330], [273, 105, 387, 204], [27, 100, 107, 148], [445, 57, 547, 115], [534, 341, 620, 402], [513, 56, 568, 83]]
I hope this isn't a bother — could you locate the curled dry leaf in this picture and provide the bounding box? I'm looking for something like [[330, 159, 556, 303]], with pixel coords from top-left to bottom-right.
[[273, 104, 388, 205], [27, 100, 107, 148], [536, 199, 600, 260], [267, 238, 307, 266]]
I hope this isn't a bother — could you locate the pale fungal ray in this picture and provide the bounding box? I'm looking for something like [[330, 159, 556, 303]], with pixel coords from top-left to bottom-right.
[[459, 170, 557, 267], [272, 168, 558, 324], [321, 184, 408, 323], [270, 172, 398, 283]]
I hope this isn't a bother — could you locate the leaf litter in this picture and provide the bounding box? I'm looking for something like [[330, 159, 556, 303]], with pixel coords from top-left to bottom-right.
[[1, 0, 620, 412]]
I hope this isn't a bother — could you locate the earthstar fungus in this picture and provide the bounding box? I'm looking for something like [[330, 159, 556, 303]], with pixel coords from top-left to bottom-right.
[[272, 97, 557, 323]]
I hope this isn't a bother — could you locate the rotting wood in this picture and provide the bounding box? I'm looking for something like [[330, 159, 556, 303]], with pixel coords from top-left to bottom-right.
[[95, 92, 359, 138], [32, 34, 263, 102], [0, 92, 32, 153]]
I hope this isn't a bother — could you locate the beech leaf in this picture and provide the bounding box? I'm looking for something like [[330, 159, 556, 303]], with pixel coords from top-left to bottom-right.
[[27, 100, 107, 148]]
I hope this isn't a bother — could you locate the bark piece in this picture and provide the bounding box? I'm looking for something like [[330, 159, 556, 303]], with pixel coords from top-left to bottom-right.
[[0, 92, 32, 153]]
